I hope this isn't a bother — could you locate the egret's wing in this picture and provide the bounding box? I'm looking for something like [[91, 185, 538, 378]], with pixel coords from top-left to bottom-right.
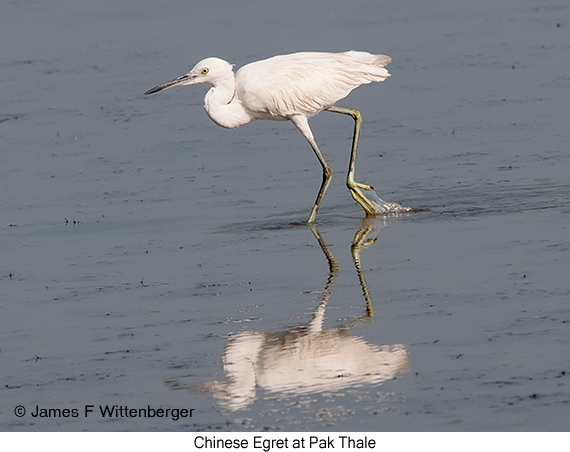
[[236, 51, 391, 119]]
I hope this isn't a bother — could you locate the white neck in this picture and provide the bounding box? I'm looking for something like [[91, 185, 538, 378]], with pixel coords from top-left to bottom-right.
[[203, 75, 253, 129]]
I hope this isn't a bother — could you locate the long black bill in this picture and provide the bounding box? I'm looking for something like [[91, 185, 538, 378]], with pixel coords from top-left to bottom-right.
[[143, 74, 191, 95]]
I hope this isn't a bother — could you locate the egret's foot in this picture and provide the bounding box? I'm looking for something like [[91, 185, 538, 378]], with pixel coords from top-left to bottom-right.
[[348, 182, 379, 216], [348, 182, 412, 216], [354, 182, 374, 191]]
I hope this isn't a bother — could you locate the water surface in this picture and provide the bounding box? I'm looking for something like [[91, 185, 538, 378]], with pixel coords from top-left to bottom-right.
[[1, 0, 569, 431]]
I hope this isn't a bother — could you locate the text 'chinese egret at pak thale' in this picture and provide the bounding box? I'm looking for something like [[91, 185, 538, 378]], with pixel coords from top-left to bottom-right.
[[144, 50, 410, 223]]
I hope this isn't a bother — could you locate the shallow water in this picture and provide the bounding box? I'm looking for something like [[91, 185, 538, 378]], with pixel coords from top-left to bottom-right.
[[1, 0, 569, 432]]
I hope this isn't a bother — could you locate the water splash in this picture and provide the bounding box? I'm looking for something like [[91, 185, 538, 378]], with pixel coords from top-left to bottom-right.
[[368, 189, 412, 215]]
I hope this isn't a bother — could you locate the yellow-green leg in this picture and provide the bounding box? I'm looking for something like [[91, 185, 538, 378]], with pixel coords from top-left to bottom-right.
[[306, 136, 333, 224], [325, 106, 378, 216], [290, 115, 334, 224]]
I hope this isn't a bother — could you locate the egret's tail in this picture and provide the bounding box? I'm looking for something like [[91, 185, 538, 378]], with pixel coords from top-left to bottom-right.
[[346, 50, 391, 68], [344, 50, 391, 83]]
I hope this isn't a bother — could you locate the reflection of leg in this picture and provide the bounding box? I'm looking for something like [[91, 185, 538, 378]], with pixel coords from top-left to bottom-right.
[[310, 221, 376, 319], [325, 106, 378, 216], [308, 224, 338, 333], [310, 224, 339, 277], [351, 217, 378, 317]]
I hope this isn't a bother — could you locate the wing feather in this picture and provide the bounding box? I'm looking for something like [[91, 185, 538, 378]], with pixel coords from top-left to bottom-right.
[[236, 51, 391, 118]]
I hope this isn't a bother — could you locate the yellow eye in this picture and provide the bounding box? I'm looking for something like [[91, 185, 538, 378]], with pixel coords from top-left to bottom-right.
[[201, 68, 209, 75]]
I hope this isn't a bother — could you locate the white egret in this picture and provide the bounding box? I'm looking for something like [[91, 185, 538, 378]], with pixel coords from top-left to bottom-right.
[[144, 50, 408, 223]]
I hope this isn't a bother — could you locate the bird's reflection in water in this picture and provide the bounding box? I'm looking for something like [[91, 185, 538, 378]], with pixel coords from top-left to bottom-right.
[[167, 218, 409, 411]]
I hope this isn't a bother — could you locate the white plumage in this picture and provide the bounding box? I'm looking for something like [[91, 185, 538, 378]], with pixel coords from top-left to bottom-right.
[[236, 51, 391, 119], [144, 50, 403, 223]]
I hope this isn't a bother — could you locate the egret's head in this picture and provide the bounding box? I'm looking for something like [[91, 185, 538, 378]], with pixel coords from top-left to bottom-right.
[[144, 57, 234, 95]]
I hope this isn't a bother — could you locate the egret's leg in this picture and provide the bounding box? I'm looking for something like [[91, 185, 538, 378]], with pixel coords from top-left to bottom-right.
[[325, 106, 378, 216], [290, 115, 333, 223], [306, 137, 333, 223]]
